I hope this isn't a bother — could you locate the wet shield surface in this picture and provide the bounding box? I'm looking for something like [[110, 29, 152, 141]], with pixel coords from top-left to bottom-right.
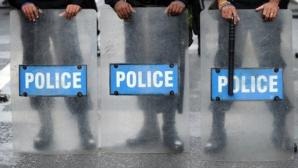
[[10, 10, 99, 153], [100, 7, 189, 153], [200, 10, 295, 161]]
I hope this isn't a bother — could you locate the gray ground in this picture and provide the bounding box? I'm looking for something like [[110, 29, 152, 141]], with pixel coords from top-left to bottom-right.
[[1, 1, 298, 168]]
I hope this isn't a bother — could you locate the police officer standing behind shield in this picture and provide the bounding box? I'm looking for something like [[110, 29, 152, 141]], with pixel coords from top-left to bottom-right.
[[9, 0, 97, 150], [105, 0, 187, 152], [205, 0, 292, 152]]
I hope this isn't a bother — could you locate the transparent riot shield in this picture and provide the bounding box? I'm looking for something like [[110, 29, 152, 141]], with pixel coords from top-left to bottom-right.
[[100, 7, 189, 153], [200, 10, 295, 161], [10, 10, 99, 153]]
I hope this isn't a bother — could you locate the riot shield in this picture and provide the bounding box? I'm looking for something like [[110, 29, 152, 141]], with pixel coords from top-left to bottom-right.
[[10, 10, 99, 153], [200, 10, 295, 161], [100, 7, 189, 153]]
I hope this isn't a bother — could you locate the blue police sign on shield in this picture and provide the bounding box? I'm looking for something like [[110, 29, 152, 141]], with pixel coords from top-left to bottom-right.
[[110, 64, 179, 95], [19, 65, 87, 96], [211, 68, 283, 101]]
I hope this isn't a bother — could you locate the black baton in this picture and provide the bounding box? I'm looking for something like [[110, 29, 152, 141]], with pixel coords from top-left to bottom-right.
[[228, 21, 235, 96]]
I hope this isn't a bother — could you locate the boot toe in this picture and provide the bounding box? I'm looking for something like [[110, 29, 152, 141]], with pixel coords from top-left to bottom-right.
[[83, 138, 96, 150], [82, 134, 97, 150], [204, 135, 226, 153], [204, 141, 225, 153], [164, 137, 184, 153], [33, 135, 52, 149]]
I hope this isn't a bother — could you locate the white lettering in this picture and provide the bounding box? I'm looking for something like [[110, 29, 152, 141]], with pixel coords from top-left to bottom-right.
[[55, 73, 60, 89], [269, 75, 278, 92], [116, 71, 125, 88], [72, 72, 82, 89], [241, 76, 250, 93], [46, 73, 54, 89], [25, 73, 34, 89], [61, 72, 71, 89], [35, 72, 45, 89], [257, 75, 268, 93], [126, 71, 137, 88], [217, 74, 280, 94], [147, 71, 152, 87], [251, 76, 256, 93], [218, 76, 228, 93], [114, 70, 177, 89], [24, 71, 83, 90], [153, 71, 163, 88], [138, 71, 146, 88], [164, 71, 173, 87]]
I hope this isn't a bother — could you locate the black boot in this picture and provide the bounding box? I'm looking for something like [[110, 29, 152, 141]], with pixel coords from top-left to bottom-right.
[[34, 108, 53, 150], [127, 110, 160, 146], [162, 109, 184, 153], [271, 127, 293, 151], [65, 96, 96, 150], [271, 113, 293, 151], [31, 98, 54, 150], [126, 126, 160, 146], [270, 100, 294, 152], [204, 127, 226, 153], [34, 126, 53, 149], [163, 134, 184, 153], [80, 130, 96, 150], [204, 110, 226, 152], [77, 113, 96, 150]]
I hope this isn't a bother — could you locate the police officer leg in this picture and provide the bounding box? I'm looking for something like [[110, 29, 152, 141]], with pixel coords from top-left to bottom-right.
[[31, 97, 54, 149], [20, 15, 55, 149], [204, 101, 232, 152], [204, 32, 229, 152], [76, 108, 96, 150], [203, 15, 228, 152], [162, 105, 184, 153], [255, 20, 293, 151], [266, 99, 293, 151], [52, 17, 95, 149], [65, 97, 96, 149], [204, 12, 245, 152], [127, 97, 160, 146]]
